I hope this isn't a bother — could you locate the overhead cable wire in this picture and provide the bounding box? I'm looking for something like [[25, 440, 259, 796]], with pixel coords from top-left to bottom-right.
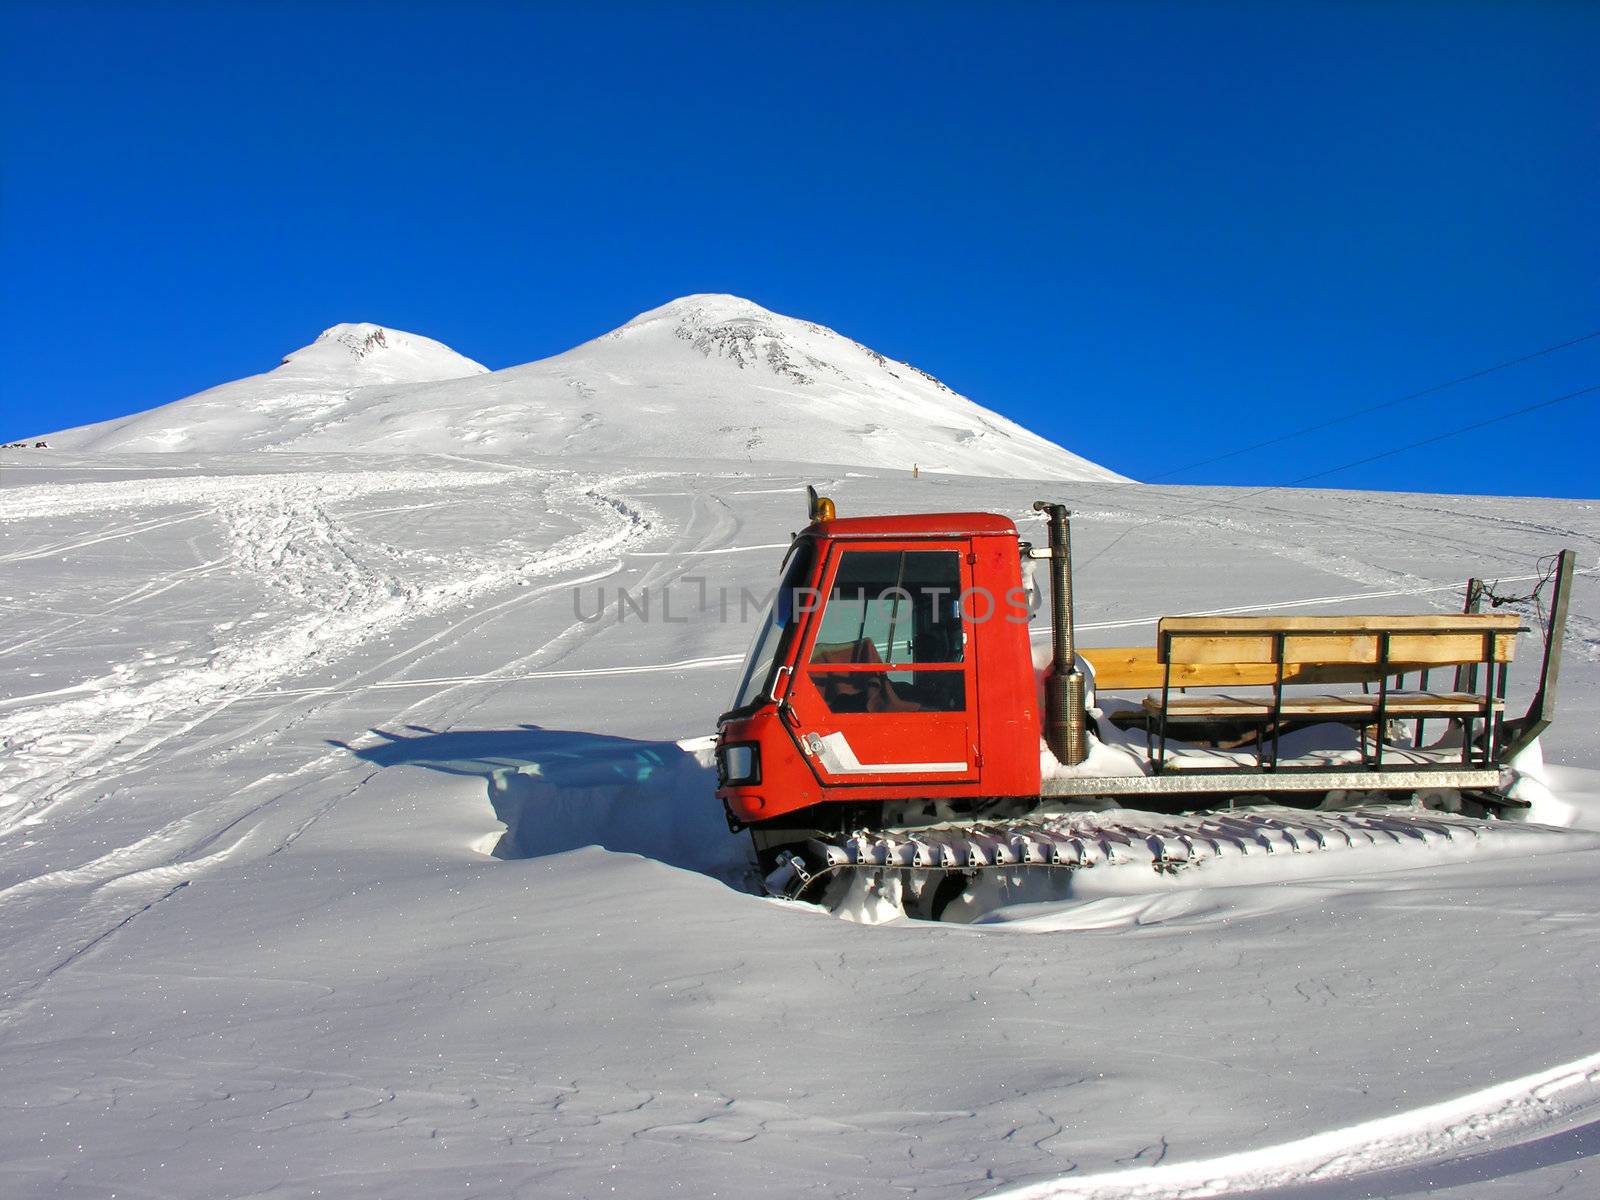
[[1076, 380, 1600, 569], [1135, 326, 1600, 485], [1278, 381, 1599, 486]]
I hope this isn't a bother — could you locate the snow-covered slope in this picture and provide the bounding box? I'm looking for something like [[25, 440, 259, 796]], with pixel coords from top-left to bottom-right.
[[46, 323, 490, 453], [43, 297, 1122, 480], [1, 453, 1597, 1199]]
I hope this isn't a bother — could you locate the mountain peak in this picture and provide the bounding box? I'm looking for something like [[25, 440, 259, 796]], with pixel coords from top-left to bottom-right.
[[610, 294, 784, 339], [308, 322, 399, 360], [38, 322, 489, 452], [604, 294, 960, 397], [280, 323, 489, 380]]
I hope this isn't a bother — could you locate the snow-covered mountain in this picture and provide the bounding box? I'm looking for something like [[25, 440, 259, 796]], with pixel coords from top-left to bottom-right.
[[46, 323, 490, 453], [43, 296, 1122, 480]]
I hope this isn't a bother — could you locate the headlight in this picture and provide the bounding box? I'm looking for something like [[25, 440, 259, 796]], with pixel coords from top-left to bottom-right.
[[718, 742, 760, 786]]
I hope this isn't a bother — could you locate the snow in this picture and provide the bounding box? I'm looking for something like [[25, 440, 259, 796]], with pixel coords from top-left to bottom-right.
[[992, 1045, 1600, 1198], [43, 324, 489, 454], [37, 296, 1123, 480], [2, 409, 1599, 1195]]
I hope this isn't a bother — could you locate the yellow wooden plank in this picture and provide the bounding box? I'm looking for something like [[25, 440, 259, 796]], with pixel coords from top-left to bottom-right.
[[1382, 693, 1504, 714], [1154, 616, 1517, 667], [1146, 694, 1377, 717], [1140, 691, 1502, 719], [1161, 633, 1515, 667], [1080, 646, 1503, 691], [1157, 614, 1522, 632]]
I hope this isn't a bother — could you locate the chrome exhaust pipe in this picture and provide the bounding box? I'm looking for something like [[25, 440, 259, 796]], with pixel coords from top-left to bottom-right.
[[1032, 501, 1087, 765]]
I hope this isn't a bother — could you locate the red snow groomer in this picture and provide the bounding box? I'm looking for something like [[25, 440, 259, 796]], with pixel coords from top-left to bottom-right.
[[714, 490, 1576, 920]]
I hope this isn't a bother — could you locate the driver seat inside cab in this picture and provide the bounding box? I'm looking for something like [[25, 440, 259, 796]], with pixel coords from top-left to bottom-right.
[[806, 548, 967, 715]]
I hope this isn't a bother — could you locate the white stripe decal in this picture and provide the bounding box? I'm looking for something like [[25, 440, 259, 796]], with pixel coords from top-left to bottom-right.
[[812, 731, 968, 776]]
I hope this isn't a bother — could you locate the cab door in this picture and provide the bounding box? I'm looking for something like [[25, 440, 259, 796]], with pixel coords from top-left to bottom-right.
[[781, 541, 979, 787]]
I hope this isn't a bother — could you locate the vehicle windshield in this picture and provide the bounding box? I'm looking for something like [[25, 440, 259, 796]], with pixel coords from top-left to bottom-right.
[[728, 539, 816, 713]]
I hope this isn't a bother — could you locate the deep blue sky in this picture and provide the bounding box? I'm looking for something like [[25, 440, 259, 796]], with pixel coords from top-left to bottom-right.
[[2, 1, 1596, 496]]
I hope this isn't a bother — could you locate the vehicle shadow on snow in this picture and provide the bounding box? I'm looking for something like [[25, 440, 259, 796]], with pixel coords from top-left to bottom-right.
[[336, 725, 752, 883]]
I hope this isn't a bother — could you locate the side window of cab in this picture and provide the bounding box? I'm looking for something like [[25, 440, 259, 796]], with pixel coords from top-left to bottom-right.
[[807, 549, 966, 713]]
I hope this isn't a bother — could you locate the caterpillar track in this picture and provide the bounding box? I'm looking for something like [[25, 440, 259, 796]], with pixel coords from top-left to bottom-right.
[[768, 807, 1570, 923]]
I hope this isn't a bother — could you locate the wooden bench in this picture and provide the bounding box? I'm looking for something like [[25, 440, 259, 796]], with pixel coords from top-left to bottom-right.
[[1126, 613, 1522, 772]]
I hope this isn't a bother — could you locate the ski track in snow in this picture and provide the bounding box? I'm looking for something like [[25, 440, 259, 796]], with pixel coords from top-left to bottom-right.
[[0, 467, 675, 1046], [0, 466, 657, 837]]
